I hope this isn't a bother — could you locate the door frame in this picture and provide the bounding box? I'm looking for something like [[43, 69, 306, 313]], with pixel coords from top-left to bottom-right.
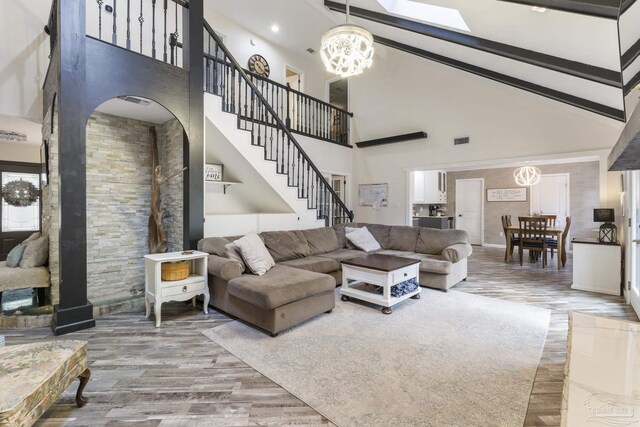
[[325, 75, 349, 110], [321, 169, 351, 208], [284, 64, 305, 92], [530, 173, 570, 218], [627, 171, 640, 317], [455, 178, 484, 246]]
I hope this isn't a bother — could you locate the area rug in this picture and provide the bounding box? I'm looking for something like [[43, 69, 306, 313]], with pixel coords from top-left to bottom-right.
[[203, 289, 550, 427]]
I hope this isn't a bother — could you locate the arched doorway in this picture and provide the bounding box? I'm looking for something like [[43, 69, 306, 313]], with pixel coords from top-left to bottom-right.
[[84, 96, 186, 307]]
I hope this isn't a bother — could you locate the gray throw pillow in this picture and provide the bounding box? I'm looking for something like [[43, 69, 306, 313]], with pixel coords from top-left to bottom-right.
[[5, 244, 26, 268], [20, 235, 49, 268], [22, 232, 41, 245], [224, 242, 246, 273]]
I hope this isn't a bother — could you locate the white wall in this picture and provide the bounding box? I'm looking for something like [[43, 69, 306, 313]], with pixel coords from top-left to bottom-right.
[[203, 8, 330, 101], [0, 142, 40, 163], [351, 47, 625, 226], [0, 1, 51, 121]]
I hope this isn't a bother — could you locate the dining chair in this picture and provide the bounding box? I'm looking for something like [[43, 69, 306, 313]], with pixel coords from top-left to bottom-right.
[[541, 215, 558, 258], [546, 216, 571, 267], [518, 217, 548, 268], [501, 215, 520, 262]]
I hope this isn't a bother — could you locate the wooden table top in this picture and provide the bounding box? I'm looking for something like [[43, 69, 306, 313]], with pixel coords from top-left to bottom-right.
[[341, 254, 421, 272]]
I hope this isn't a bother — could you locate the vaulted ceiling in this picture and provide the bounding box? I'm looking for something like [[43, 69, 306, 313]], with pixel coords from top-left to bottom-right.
[[207, 0, 640, 122]]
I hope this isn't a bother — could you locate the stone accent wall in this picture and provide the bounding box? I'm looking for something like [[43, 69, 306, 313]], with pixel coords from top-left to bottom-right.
[[42, 103, 60, 305], [158, 119, 184, 252], [85, 113, 154, 303], [42, 110, 184, 306]]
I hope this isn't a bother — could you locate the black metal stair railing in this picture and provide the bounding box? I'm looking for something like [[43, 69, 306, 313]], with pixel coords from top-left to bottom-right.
[[244, 73, 352, 147], [203, 22, 354, 226], [88, 0, 187, 67]]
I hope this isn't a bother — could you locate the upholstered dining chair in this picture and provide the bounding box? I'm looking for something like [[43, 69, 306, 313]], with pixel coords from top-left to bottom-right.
[[546, 216, 571, 267], [501, 215, 520, 262], [518, 216, 549, 268]]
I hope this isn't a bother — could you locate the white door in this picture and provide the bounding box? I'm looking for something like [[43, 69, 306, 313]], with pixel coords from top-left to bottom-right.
[[455, 179, 483, 245], [530, 174, 569, 227], [630, 171, 640, 317]]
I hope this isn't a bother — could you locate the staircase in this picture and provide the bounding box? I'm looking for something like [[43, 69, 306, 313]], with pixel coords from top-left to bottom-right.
[[202, 22, 354, 227]]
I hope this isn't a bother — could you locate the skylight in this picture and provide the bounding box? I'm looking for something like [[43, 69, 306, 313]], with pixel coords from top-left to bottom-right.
[[376, 0, 470, 32]]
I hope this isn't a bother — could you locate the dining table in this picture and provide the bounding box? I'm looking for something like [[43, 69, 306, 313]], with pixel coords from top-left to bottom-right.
[[504, 224, 565, 269]]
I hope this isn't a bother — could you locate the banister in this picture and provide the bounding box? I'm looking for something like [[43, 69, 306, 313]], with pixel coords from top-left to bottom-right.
[[201, 52, 353, 118], [203, 21, 353, 222]]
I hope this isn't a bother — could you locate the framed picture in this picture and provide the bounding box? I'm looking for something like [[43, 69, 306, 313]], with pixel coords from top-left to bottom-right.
[[205, 163, 223, 182], [40, 141, 49, 187], [486, 188, 527, 202]]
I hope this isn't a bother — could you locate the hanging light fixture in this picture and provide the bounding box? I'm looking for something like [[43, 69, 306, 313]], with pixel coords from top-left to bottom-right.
[[320, 0, 374, 78], [514, 166, 541, 186]]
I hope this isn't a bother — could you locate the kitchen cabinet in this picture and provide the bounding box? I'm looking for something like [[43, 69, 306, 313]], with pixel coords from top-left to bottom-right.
[[413, 171, 447, 204]]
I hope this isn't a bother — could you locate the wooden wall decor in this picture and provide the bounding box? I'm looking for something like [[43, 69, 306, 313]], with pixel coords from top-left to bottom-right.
[[148, 126, 187, 254]]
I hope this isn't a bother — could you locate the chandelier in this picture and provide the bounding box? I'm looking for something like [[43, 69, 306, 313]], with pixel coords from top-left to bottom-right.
[[514, 166, 541, 186], [320, 0, 374, 78], [2, 180, 39, 207]]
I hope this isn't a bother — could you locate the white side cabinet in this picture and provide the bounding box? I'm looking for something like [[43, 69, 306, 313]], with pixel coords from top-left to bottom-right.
[[144, 251, 210, 327], [413, 170, 447, 204], [571, 239, 621, 296]]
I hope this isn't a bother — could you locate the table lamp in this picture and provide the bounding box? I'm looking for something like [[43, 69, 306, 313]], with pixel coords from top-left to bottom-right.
[[593, 208, 616, 243]]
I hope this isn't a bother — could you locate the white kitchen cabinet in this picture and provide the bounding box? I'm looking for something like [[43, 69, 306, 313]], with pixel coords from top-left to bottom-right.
[[414, 171, 447, 204]]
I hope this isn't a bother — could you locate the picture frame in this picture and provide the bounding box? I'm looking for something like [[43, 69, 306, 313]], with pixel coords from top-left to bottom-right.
[[40, 141, 49, 187], [486, 187, 527, 202], [205, 163, 223, 182]]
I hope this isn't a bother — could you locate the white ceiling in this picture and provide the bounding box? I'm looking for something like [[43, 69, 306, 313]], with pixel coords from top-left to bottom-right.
[[95, 97, 175, 124], [206, 0, 620, 70]]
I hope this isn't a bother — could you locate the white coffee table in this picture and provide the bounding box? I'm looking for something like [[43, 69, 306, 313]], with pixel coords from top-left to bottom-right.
[[340, 254, 421, 314], [144, 251, 210, 327]]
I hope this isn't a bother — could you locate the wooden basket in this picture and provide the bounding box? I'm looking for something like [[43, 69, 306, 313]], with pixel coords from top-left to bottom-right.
[[161, 261, 190, 281]]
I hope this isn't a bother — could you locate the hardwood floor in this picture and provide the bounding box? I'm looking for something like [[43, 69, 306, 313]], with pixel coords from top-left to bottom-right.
[[2, 246, 636, 427]]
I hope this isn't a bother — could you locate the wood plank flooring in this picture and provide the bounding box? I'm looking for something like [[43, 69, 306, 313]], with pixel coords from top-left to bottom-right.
[[2, 246, 636, 426]]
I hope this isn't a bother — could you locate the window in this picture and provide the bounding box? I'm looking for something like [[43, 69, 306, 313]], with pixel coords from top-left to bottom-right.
[[1, 172, 40, 232]]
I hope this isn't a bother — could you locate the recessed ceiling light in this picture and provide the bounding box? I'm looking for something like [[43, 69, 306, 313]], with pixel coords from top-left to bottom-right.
[[271, 24, 279, 33], [531, 6, 547, 12]]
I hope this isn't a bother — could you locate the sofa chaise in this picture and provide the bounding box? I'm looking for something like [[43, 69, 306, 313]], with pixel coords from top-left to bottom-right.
[[197, 223, 472, 336]]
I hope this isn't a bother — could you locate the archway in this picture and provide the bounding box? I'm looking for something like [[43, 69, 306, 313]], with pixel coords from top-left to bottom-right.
[[83, 96, 186, 308]]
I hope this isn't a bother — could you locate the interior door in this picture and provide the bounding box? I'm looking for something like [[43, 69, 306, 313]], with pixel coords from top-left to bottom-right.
[[631, 171, 640, 317], [455, 179, 483, 245], [530, 174, 569, 227]]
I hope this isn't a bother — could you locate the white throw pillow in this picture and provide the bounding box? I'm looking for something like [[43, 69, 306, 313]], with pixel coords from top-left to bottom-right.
[[233, 233, 275, 276], [345, 226, 381, 253]]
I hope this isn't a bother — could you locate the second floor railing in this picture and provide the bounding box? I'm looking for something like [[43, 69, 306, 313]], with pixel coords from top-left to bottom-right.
[[204, 40, 353, 147]]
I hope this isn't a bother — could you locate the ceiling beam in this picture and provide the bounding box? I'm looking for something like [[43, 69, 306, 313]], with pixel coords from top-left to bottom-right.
[[324, 1, 622, 88], [496, 0, 620, 19], [374, 35, 625, 122]]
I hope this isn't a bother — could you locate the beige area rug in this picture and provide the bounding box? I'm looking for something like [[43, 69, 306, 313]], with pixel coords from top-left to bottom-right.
[[203, 289, 550, 427]]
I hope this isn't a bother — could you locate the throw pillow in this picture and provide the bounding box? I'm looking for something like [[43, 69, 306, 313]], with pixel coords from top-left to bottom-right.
[[233, 233, 275, 276], [22, 232, 41, 245], [346, 226, 381, 253], [5, 244, 26, 268], [20, 235, 49, 268], [223, 242, 246, 273]]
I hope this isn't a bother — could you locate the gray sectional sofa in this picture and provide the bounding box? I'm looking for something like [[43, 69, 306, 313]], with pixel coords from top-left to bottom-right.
[[197, 223, 472, 336]]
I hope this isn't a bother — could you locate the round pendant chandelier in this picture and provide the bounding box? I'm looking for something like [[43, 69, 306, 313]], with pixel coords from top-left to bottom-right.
[[320, 0, 374, 78], [1, 179, 39, 207], [514, 166, 541, 186]]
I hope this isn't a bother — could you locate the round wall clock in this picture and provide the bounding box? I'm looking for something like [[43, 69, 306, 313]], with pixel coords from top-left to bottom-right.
[[248, 54, 270, 78]]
